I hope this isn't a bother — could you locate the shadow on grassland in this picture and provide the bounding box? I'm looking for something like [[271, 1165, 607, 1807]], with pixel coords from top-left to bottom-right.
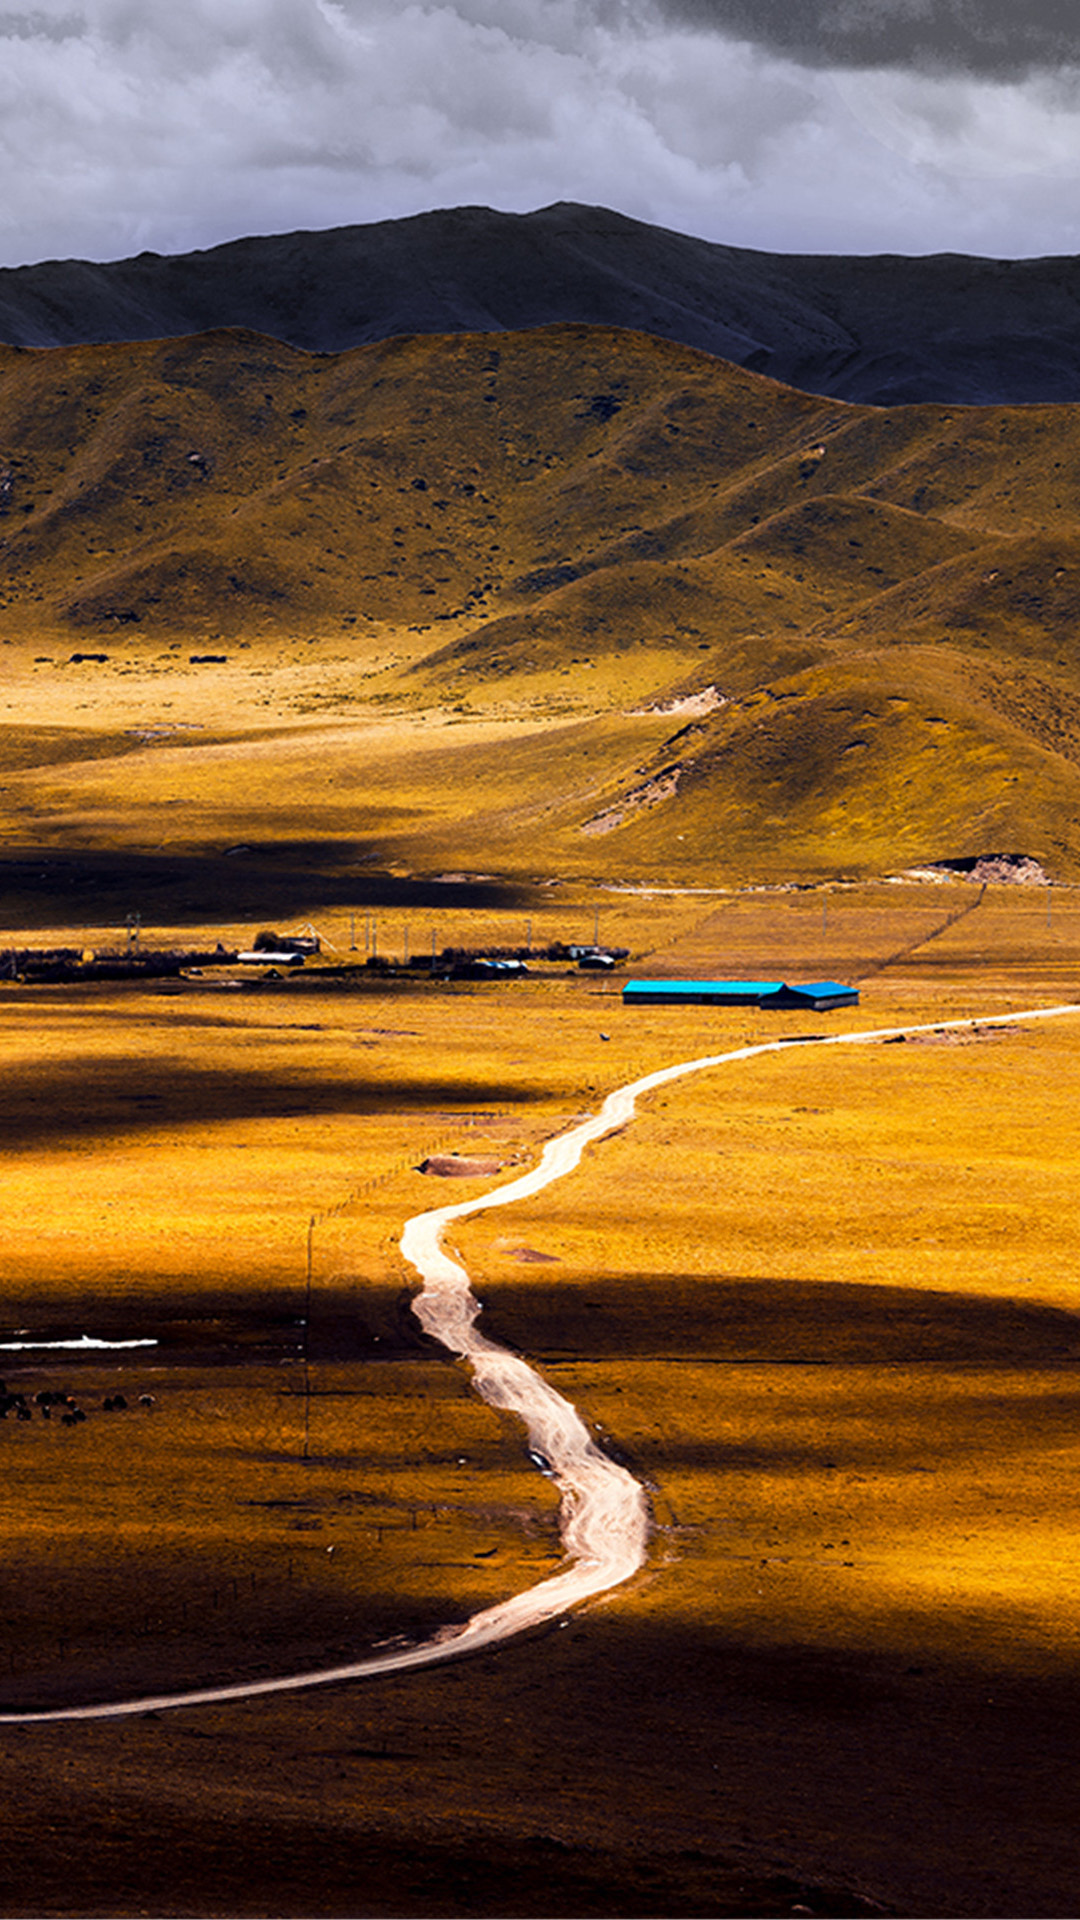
[[475, 1271, 1080, 1367], [0, 1056, 545, 1149], [508, 1619, 1080, 1917], [0, 842, 536, 931], [0, 1280, 438, 1363], [0, 1757, 890, 1920], [4, 1607, 1079, 1915]]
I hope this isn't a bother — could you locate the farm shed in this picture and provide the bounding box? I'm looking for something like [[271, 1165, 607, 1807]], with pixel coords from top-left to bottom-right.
[[766, 980, 860, 1010], [622, 979, 784, 1007], [622, 978, 859, 1010]]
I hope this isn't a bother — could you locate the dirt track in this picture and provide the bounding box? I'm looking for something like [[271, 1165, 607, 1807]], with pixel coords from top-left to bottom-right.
[[2, 998, 1078, 1727]]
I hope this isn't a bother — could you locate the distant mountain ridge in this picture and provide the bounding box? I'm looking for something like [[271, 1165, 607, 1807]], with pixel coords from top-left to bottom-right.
[[3, 202, 1080, 407]]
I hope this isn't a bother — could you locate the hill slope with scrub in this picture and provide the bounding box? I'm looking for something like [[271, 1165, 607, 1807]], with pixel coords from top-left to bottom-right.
[[3, 320, 1080, 895]]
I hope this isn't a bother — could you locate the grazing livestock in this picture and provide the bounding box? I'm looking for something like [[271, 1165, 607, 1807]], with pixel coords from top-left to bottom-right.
[[0, 1376, 152, 1434]]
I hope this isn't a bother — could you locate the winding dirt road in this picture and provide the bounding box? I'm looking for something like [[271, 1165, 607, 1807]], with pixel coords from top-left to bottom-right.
[[2, 1000, 1077, 1724]]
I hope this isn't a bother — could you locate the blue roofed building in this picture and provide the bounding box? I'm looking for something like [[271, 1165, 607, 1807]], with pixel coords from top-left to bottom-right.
[[622, 979, 783, 1007], [766, 980, 860, 1010], [622, 978, 858, 1010]]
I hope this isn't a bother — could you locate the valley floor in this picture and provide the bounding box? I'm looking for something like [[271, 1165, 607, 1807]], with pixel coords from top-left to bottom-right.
[[1, 878, 1080, 1916]]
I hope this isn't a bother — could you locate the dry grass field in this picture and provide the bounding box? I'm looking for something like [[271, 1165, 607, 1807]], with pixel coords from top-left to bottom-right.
[[3, 321, 1080, 1916], [1, 878, 1079, 1918]]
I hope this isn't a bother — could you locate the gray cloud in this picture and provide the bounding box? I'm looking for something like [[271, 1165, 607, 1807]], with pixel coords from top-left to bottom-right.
[[0, 9, 82, 36], [0, 0, 1079, 270], [644, 1, 1080, 79]]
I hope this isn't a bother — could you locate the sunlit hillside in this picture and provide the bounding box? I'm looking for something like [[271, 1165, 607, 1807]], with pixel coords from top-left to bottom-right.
[[3, 320, 1080, 905]]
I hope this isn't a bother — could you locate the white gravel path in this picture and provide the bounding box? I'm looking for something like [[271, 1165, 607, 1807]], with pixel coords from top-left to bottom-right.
[[3, 999, 1077, 1723]]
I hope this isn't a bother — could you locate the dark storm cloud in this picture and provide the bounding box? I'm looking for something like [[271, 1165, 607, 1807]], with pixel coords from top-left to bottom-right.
[[647, 1, 1080, 79]]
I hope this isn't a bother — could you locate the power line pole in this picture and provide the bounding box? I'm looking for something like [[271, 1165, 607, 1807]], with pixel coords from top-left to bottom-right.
[[304, 1215, 314, 1462]]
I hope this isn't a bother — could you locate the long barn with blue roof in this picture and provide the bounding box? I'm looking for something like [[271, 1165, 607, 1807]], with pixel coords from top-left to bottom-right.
[[622, 978, 859, 1010]]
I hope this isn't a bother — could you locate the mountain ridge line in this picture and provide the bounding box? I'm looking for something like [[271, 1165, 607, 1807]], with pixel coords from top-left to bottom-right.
[[3, 201, 1080, 407]]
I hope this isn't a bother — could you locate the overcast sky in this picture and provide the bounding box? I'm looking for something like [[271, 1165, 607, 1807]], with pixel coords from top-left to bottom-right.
[[2, 0, 1080, 268]]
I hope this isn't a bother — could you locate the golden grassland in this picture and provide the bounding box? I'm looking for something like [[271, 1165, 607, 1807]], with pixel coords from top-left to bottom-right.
[[4, 319, 1080, 1912], [4, 324, 1080, 894], [2, 882, 1080, 1916]]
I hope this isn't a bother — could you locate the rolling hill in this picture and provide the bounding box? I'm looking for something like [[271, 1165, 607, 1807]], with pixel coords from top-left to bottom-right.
[[2, 319, 1080, 909], [3, 202, 1080, 406]]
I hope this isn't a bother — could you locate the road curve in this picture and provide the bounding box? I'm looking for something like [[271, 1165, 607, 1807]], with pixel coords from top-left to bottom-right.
[[3, 999, 1077, 1724]]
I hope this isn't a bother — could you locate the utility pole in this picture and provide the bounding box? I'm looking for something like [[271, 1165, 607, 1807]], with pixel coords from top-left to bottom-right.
[[303, 1215, 314, 1463]]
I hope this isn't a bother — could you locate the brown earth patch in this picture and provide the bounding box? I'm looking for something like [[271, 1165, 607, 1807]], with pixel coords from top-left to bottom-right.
[[882, 1021, 1026, 1047], [418, 1153, 505, 1177]]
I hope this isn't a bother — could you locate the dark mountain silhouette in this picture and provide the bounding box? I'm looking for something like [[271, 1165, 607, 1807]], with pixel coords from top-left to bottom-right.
[[2, 202, 1079, 407]]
